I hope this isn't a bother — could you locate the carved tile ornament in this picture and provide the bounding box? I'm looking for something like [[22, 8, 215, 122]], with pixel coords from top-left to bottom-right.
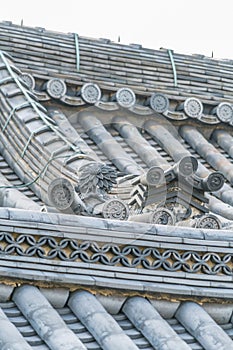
[[80, 83, 101, 104], [48, 162, 130, 220], [203, 172, 225, 192], [183, 98, 203, 118], [47, 156, 225, 226], [195, 214, 222, 229], [77, 162, 117, 199], [21, 73, 35, 90], [149, 93, 169, 113], [116, 88, 136, 108], [102, 198, 129, 220], [48, 178, 74, 211], [150, 208, 175, 225], [46, 78, 67, 99], [1, 232, 233, 275], [145, 166, 165, 186], [128, 155, 225, 226], [215, 102, 233, 123]]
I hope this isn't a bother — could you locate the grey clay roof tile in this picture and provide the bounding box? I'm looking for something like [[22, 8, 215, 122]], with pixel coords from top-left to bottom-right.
[[0, 21, 233, 350], [0, 286, 232, 349]]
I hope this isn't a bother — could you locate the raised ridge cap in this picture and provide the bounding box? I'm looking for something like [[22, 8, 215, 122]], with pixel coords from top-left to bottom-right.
[[0, 20, 232, 64]]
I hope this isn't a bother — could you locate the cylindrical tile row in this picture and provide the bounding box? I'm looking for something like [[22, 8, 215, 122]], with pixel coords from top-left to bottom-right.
[[68, 290, 139, 350], [176, 302, 233, 350], [123, 297, 191, 350], [0, 307, 33, 350], [13, 285, 87, 350], [78, 111, 143, 175], [180, 126, 233, 185], [112, 116, 169, 169], [0, 52, 101, 207]]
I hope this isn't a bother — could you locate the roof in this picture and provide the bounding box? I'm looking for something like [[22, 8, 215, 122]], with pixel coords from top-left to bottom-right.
[[0, 21, 233, 107], [1, 20, 233, 350], [0, 20, 232, 276], [0, 48, 232, 224], [1, 284, 233, 350]]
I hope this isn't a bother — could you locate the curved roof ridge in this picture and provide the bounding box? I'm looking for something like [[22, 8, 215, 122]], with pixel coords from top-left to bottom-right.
[[1, 20, 232, 64]]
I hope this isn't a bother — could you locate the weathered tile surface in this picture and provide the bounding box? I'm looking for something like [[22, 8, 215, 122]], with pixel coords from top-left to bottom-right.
[[0, 286, 233, 349]]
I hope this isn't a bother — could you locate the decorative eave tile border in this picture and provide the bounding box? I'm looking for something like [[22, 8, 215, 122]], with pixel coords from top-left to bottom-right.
[[20, 72, 233, 126], [1, 207, 233, 299], [1, 21, 233, 126]]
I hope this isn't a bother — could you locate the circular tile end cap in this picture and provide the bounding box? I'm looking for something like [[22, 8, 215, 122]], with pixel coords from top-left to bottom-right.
[[102, 199, 129, 221], [195, 214, 222, 229], [184, 98, 203, 118], [150, 208, 175, 225], [116, 87, 136, 108], [146, 166, 165, 186], [21, 73, 35, 90], [46, 78, 67, 99], [216, 102, 233, 123], [204, 172, 225, 192], [81, 83, 102, 104], [48, 178, 74, 210], [178, 156, 198, 177], [149, 93, 169, 113]]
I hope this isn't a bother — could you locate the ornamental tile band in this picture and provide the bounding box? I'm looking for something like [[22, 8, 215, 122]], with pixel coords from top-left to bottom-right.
[[1, 232, 233, 276]]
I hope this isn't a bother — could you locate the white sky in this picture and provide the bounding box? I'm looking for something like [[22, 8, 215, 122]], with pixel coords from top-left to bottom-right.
[[1, 0, 233, 59]]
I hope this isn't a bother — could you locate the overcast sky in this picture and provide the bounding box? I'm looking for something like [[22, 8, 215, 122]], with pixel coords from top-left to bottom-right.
[[1, 0, 233, 59]]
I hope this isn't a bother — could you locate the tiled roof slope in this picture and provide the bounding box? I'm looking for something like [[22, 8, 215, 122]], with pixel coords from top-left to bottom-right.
[[0, 24, 232, 223], [0, 21, 233, 105], [0, 24, 232, 229], [0, 46, 232, 226], [1, 284, 233, 350], [1, 21, 233, 350]]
